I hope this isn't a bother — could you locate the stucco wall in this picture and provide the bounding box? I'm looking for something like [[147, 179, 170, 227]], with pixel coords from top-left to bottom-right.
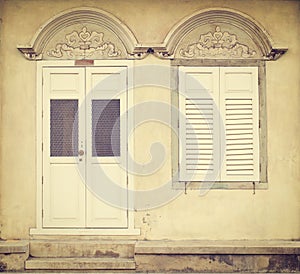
[[0, 0, 299, 240], [0, 0, 3, 239]]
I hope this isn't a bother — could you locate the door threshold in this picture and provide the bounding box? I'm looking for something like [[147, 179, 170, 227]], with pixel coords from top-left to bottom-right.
[[30, 228, 140, 236]]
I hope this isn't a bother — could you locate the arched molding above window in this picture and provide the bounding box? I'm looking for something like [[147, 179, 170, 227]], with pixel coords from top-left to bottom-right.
[[161, 8, 287, 60], [17, 7, 139, 60]]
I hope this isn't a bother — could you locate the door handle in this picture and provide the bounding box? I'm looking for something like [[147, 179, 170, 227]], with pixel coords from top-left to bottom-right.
[[78, 150, 85, 156]]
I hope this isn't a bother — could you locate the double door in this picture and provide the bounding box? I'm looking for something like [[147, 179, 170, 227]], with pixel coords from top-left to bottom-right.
[[42, 66, 128, 228]]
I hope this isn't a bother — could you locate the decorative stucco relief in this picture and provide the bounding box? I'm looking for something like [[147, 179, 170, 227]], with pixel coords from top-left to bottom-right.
[[47, 27, 121, 59], [17, 8, 287, 61], [179, 26, 256, 58]]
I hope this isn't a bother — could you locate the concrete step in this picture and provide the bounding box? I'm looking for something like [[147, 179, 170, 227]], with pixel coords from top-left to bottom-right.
[[0, 240, 28, 254], [29, 240, 135, 258], [25, 257, 136, 270]]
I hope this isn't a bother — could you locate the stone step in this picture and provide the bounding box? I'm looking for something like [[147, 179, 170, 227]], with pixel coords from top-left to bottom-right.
[[0, 240, 28, 254], [25, 257, 136, 270], [29, 240, 135, 258]]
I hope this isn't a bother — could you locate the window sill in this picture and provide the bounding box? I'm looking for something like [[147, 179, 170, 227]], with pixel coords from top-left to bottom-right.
[[173, 181, 268, 190]]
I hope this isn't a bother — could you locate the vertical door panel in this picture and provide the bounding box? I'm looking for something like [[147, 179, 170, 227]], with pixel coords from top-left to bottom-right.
[[85, 67, 128, 228], [43, 68, 86, 228]]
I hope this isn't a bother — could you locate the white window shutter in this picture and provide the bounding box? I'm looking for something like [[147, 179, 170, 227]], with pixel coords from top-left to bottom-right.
[[179, 67, 220, 182], [220, 67, 260, 182]]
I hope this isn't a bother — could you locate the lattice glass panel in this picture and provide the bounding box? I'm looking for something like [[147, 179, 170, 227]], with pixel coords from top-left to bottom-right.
[[50, 100, 78, 157], [92, 99, 120, 157]]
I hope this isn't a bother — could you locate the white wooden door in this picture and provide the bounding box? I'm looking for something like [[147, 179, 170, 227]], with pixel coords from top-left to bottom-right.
[[85, 67, 128, 228], [42, 67, 128, 228]]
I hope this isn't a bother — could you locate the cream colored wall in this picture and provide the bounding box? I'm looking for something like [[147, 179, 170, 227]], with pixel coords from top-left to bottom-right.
[[0, 0, 299, 240], [0, 0, 3, 239]]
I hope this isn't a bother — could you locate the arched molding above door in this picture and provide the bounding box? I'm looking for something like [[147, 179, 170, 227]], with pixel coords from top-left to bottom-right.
[[17, 7, 139, 60]]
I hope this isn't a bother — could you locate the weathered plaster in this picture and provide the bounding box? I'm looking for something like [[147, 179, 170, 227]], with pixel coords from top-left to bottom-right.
[[135, 254, 300, 272], [0, 0, 299, 242], [0, 0, 3, 240]]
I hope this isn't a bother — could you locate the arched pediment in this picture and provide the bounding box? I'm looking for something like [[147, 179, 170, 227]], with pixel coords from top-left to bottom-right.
[[17, 7, 139, 60], [17, 7, 287, 61], [161, 8, 287, 60]]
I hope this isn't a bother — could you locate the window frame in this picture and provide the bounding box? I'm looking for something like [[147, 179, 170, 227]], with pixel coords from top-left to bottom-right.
[[171, 59, 268, 190]]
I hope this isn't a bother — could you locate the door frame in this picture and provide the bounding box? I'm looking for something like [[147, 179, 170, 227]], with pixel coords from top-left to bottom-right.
[[31, 60, 140, 235]]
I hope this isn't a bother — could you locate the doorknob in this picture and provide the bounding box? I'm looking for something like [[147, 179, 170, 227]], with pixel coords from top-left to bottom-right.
[[78, 150, 85, 156]]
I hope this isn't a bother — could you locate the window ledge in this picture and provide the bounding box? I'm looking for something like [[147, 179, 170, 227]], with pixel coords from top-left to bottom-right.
[[173, 181, 268, 190]]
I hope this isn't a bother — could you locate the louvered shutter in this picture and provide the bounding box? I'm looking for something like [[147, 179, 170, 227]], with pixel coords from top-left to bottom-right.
[[220, 67, 260, 182], [179, 67, 221, 181]]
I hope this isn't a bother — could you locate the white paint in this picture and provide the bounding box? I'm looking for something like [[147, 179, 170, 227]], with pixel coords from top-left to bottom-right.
[[33, 60, 139, 235], [179, 66, 259, 182]]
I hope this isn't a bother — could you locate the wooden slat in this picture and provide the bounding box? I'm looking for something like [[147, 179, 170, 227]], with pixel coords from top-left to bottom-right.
[[179, 67, 220, 181], [220, 67, 259, 181]]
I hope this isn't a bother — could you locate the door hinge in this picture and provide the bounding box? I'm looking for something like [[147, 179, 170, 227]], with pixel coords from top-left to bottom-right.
[[259, 163, 262, 172], [259, 119, 261, 129], [42, 176, 44, 184], [42, 210, 44, 218]]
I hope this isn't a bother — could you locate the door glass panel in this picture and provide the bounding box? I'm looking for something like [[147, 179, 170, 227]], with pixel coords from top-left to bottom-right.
[[92, 99, 120, 157], [50, 99, 78, 157]]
